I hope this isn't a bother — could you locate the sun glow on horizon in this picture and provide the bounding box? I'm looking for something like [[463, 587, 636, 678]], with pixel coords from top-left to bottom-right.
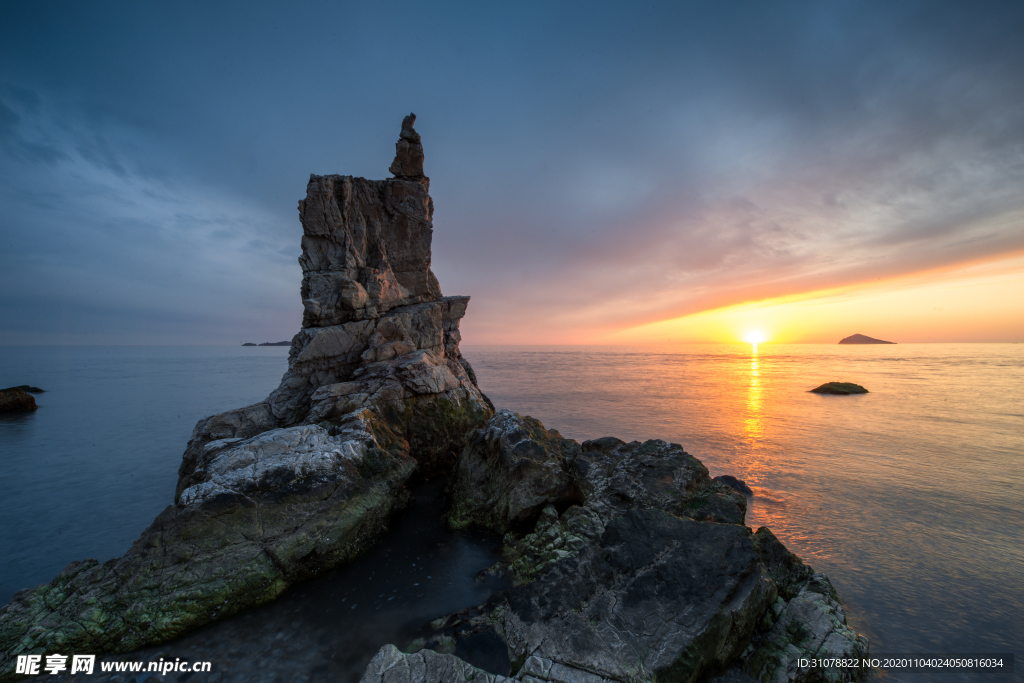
[[598, 252, 1024, 345], [743, 329, 768, 345]]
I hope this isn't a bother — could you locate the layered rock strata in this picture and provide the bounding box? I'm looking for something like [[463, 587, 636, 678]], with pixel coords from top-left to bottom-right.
[[0, 117, 493, 681], [390, 410, 867, 683]]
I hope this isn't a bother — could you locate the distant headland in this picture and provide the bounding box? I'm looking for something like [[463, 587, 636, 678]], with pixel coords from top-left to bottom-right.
[[839, 333, 895, 344], [241, 341, 291, 346]]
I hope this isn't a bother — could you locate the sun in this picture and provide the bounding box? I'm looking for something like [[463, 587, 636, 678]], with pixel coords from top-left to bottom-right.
[[742, 329, 768, 344]]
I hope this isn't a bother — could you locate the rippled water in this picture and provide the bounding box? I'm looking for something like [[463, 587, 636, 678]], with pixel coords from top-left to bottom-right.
[[2, 344, 1021, 682]]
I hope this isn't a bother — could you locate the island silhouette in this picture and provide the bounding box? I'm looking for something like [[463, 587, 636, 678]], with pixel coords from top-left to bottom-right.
[[839, 333, 895, 344]]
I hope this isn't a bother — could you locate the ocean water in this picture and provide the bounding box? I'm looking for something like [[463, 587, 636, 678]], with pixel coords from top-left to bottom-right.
[[1, 344, 1021, 681]]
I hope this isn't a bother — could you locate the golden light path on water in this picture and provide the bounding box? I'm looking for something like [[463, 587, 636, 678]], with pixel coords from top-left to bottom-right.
[[736, 342, 823, 559]]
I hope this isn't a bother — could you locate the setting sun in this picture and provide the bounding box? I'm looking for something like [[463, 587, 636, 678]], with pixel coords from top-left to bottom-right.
[[743, 329, 768, 344]]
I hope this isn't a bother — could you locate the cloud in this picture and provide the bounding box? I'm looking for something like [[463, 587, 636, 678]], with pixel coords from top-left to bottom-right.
[[1, 0, 1022, 344], [0, 89, 302, 344]]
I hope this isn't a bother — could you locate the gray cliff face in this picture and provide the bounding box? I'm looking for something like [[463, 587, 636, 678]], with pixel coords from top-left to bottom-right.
[[0, 117, 493, 681]]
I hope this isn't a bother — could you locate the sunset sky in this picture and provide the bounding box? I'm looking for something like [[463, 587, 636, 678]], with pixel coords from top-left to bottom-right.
[[1, 1, 1022, 345]]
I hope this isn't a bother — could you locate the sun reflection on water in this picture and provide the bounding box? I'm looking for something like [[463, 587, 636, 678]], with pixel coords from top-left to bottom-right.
[[744, 345, 763, 441]]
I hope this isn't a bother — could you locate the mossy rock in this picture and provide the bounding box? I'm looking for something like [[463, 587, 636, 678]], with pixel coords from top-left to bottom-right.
[[810, 382, 868, 395]]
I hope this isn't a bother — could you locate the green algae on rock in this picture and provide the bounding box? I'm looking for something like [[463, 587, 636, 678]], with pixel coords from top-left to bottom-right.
[[811, 382, 869, 395]]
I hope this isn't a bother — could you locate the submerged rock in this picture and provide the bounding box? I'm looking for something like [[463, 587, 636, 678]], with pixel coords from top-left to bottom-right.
[[0, 387, 37, 412], [5, 385, 44, 393], [0, 116, 493, 680], [810, 382, 868, 395]]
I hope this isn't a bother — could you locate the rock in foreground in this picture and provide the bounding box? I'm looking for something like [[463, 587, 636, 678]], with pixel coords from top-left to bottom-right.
[[811, 382, 868, 395], [399, 411, 868, 683]]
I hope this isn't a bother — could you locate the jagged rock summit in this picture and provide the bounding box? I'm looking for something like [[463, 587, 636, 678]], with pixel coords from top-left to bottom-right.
[[0, 116, 494, 681], [389, 112, 425, 179], [839, 333, 894, 344]]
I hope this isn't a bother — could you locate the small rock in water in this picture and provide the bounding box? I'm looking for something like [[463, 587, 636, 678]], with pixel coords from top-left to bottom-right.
[[0, 386, 39, 412], [810, 381, 868, 395]]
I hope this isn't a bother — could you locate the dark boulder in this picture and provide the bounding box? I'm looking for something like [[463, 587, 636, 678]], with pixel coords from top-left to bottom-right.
[[0, 387, 38, 412], [447, 410, 581, 533], [810, 382, 868, 395], [714, 474, 754, 497], [575, 437, 747, 525]]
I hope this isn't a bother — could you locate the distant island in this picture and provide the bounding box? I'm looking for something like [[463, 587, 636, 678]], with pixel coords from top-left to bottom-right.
[[839, 333, 895, 344], [241, 341, 291, 346]]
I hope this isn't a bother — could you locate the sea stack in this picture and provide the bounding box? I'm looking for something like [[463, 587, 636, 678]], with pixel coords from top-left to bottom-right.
[[839, 333, 895, 344], [0, 116, 493, 677]]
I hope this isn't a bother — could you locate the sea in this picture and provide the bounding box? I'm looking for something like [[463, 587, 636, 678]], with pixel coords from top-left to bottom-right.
[[1, 344, 1020, 682]]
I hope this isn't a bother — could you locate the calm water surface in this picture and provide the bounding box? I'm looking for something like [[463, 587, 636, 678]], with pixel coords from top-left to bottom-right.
[[1, 344, 1021, 682]]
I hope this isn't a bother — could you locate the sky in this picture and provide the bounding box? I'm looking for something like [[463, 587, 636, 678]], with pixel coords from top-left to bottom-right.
[[1, 0, 1022, 345]]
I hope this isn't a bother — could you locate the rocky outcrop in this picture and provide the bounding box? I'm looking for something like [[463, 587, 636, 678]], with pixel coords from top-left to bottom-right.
[[401, 411, 867, 683], [0, 116, 493, 681], [810, 382, 868, 395], [838, 334, 894, 344], [499, 510, 776, 683], [0, 387, 38, 412], [447, 410, 582, 534], [177, 114, 492, 493], [0, 412, 413, 668]]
